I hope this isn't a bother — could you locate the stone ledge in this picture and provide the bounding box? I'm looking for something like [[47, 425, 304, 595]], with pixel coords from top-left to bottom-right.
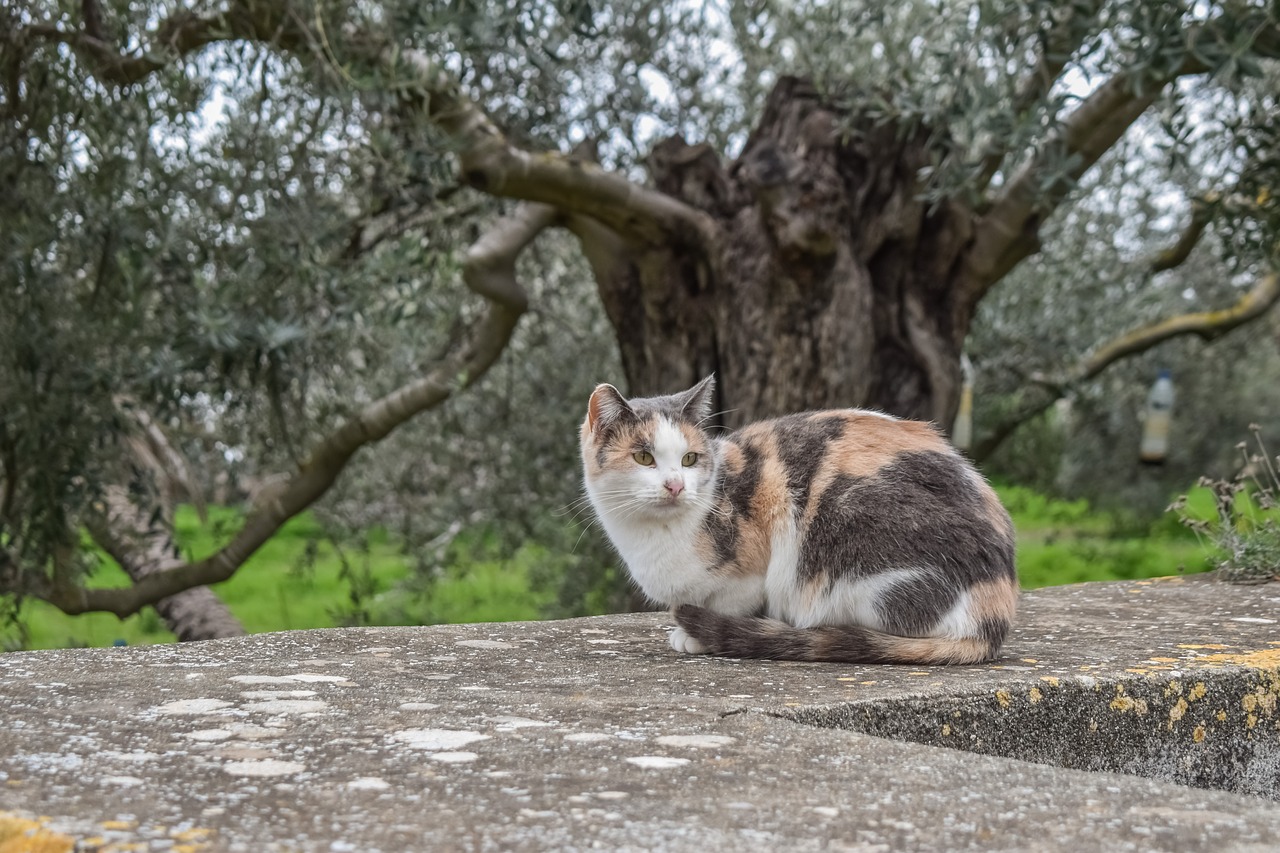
[[1, 576, 1278, 852]]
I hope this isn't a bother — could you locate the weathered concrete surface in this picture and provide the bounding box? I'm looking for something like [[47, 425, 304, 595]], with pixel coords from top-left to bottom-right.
[[1, 576, 1277, 852]]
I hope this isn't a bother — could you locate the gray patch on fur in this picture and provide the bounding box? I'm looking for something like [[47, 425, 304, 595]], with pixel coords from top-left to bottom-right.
[[874, 573, 962, 638], [724, 440, 764, 520], [772, 413, 848, 513], [799, 451, 1015, 593]]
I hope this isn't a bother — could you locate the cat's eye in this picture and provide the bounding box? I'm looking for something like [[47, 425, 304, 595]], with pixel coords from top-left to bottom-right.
[[633, 451, 655, 466], [681, 452, 699, 467]]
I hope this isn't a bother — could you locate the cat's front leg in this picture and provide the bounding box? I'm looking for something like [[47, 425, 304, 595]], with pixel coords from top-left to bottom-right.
[[668, 577, 765, 655]]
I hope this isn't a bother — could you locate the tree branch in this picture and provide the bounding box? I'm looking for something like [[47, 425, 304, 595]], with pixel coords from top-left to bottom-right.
[[1071, 272, 1280, 382], [391, 50, 717, 250], [80, 404, 240, 639], [973, 271, 1280, 462], [27, 4, 306, 86], [962, 12, 1280, 304], [25, 1, 714, 252], [87, 486, 246, 641], [975, 0, 1106, 190], [34, 204, 559, 619], [1148, 194, 1214, 274]]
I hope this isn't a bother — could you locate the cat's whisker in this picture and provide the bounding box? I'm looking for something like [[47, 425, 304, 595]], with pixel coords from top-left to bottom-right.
[[696, 407, 740, 429], [569, 520, 598, 554]]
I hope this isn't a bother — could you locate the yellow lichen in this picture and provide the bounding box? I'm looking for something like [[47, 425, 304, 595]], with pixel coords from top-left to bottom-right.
[[1193, 725, 1206, 743], [995, 690, 1011, 709], [0, 813, 75, 853], [172, 829, 213, 843], [1189, 682, 1207, 701], [1177, 644, 1230, 651], [1216, 709, 1227, 722], [941, 724, 952, 736], [1089, 719, 1098, 732], [1164, 680, 1183, 698], [1028, 687, 1043, 704], [1184, 648, 1280, 669], [1169, 697, 1189, 723], [1110, 690, 1135, 713], [1021, 659, 1039, 664], [1039, 676, 1060, 687]]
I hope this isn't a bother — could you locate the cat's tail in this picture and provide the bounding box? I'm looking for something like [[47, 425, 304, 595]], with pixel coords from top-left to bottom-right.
[[672, 606, 1005, 665]]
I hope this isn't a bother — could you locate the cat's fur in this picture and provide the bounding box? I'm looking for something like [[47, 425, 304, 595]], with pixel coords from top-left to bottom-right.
[[579, 375, 1018, 665]]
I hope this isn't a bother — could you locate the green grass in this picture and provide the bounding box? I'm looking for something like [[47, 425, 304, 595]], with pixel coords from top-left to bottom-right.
[[998, 483, 1213, 589], [8, 507, 554, 651], [8, 485, 1223, 650]]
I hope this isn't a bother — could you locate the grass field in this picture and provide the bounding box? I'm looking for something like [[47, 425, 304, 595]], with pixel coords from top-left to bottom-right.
[[6, 485, 1224, 651]]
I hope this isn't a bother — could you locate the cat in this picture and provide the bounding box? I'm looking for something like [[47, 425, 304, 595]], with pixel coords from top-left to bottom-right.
[[579, 375, 1018, 665]]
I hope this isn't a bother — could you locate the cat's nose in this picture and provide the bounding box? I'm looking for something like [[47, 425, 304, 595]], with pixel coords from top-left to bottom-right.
[[663, 478, 684, 497]]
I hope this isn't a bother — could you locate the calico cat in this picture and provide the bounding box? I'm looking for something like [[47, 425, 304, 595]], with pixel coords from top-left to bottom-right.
[[579, 375, 1018, 665]]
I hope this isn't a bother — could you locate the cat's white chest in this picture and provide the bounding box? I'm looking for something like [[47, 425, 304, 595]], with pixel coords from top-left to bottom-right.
[[597, 512, 716, 606]]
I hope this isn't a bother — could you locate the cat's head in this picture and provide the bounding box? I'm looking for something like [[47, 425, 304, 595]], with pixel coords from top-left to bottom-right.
[[580, 375, 719, 521]]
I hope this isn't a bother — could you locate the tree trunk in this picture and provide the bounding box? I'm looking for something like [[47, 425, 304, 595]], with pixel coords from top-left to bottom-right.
[[578, 77, 980, 429], [93, 487, 247, 642]]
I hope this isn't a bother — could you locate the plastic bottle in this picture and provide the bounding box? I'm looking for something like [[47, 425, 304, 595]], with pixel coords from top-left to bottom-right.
[[1139, 370, 1174, 465]]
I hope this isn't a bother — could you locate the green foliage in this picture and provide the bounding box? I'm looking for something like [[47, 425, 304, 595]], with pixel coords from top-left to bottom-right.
[[4, 0, 1279, 627], [995, 484, 1213, 589], [1170, 427, 1280, 584], [996, 484, 1095, 528]]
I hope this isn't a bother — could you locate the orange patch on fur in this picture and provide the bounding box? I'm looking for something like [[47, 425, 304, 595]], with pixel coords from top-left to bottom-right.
[[700, 433, 779, 578], [799, 413, 947, 524], [581, 417, 652, 477], [968, 577, 1020, 624], [978, 482, 1016, 541], [874, 635, 995, 665]]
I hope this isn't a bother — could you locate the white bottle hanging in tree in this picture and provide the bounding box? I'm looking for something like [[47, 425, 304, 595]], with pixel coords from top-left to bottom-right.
[[1140, 369, 1174, 465]]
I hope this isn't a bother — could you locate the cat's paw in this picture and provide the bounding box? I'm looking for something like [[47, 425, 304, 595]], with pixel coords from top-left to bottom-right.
[[669, 626, 708, 655]]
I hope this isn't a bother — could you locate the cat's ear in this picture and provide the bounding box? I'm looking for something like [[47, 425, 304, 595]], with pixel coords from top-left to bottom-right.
[[678, 374, 716, 424], [587, 384, 634, 433]]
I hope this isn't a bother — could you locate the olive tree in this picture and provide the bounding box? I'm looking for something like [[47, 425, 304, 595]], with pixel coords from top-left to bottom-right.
[[3, 0, 1279, 634]]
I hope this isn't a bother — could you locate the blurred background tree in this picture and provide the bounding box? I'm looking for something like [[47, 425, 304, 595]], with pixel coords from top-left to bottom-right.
[[2, 0, 1278, 644]]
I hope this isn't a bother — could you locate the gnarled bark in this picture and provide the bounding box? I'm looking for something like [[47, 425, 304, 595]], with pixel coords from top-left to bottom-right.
[[89, 486, 245, 641], [580, 78, 974, 426]]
